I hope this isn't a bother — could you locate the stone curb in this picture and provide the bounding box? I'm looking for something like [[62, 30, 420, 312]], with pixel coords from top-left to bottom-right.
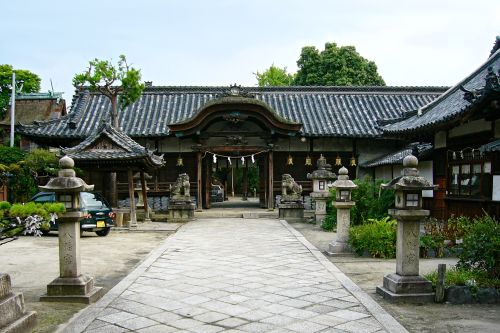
[[279, 219, 409, 333], [55, 224, 188, 333]]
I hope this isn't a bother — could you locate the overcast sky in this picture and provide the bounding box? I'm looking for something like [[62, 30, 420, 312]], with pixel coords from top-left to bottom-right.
[[1, 0, 499, 104]]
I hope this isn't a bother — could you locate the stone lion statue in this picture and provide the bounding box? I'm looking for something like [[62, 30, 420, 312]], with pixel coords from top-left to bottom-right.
[[281, 174, 302, 202], [171, 173, 190, 201]]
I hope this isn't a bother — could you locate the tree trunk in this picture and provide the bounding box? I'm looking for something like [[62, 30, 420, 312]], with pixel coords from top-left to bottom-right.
[[111, 95, 119, 128], [109, 95, 118, 206]]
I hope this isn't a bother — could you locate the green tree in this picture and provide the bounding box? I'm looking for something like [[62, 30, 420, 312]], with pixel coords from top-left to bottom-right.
[[294, 43, 385, 86], [255, 65, 295, 87], [72, 55, 144, 127], [0, 65, 41, 118]]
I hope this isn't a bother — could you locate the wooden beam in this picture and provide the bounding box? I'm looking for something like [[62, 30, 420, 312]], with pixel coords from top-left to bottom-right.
[[268, 151, 274, 210], [140, 171, 150, 221], [128, 169, 137, 228], [243, 160, 248, 201], [196, 151, 202, 211]]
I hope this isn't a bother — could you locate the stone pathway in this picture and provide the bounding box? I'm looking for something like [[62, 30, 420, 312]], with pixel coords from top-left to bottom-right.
[[62, 219, 407, 333]]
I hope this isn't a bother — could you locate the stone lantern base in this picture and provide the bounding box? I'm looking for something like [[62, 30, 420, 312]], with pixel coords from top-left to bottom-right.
[[167, 201, 195, 222], [40, 275, 104, 304], [0, 274, 37, 333], [376, 273, 434, 303], [278, 201, 304, 222], [376, 209, 434, 303]]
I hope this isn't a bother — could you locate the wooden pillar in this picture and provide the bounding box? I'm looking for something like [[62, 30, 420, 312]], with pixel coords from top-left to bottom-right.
[[242, 161, 248, 201], [268, 151, 274, 210], [128, 169, 137, 228], [140, 171, 150, 222], [204, 158, 211, 209], [109, 172, 117, 207], [196, 151, 202, 211], [231, 166, 235, 197]]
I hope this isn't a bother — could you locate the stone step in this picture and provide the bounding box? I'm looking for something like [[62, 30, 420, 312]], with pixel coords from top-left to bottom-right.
[[0, 293, 25, 328], [0, 311, 37, 333]]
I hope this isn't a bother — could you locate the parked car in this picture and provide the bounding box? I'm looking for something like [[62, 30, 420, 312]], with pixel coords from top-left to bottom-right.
[[31, 192, 115, 236]]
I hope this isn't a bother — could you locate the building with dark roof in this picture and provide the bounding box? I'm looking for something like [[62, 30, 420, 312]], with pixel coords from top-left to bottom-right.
[[379, 38, 500, 219], [16, 38, 499, 218], [18, 85, 445, 209], [1, 92, 66, 147]]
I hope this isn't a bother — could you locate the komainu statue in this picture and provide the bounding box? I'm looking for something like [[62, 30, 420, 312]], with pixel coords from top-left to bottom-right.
[[281, 174, 302, 202], [171, 173, 191, 201]]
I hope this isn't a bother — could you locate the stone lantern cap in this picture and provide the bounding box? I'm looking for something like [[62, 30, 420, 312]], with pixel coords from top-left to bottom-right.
[[39, 155, 94, 193], [307, 154, 337, 181], [331, 166, 357, 190], [380, 154, 436, 191]]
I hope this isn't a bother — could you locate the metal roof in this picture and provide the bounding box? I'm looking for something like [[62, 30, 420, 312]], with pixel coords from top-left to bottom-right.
[[18, 86, 446, 139], [360, 142, 433, 168], [382, 49, 500, 135]]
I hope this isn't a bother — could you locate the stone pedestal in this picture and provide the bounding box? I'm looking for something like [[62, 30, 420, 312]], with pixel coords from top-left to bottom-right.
[[376, 209, 434, 303], [327, 201, 355, 256], [167, 201, 195, 222], [310, 192, 331, 224], [278, 201, 304, 222], [0, 274, 37, 333], [40, 212, 103, 304]]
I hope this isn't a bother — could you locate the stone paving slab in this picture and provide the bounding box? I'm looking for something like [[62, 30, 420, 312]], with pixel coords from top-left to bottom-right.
[[60, 218, 407, 333]]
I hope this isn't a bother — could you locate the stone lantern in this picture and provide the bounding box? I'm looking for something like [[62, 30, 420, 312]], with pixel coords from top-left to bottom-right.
[[376, 154, 437, 303], [39, 156, 103, 303], [307, 154, 337, 224], [326, 166, 357, 256]]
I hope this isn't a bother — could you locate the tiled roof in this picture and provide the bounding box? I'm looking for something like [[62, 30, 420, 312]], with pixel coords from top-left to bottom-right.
[[382, 49, 500, 135], [62, 121, 164, 168], [360, 142, 433, 168], [479, 139, 500, 153], [18, 86, 446, 139]]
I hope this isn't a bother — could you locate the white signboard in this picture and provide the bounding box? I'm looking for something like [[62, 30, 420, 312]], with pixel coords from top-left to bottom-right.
[[493, 175, 500, 202]]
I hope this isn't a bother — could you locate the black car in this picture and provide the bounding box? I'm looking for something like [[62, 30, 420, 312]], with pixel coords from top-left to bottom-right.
[[31, 192, 115, 236]]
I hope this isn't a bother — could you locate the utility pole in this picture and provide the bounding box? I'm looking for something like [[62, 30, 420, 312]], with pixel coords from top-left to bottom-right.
[[10, 72, 15, 147]]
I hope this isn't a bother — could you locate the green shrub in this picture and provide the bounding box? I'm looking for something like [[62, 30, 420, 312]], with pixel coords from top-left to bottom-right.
[[0, 146, 25, 165], [457, 214, 500, 279], [443, 215, 470, 244], [425, 267, 500, 289], [349, 216, 397, 258], [24, 149, 59, 177], [1, 202, 65, 238], [321, 212, 337, 231], [322, 188, 337, 231], [350, 176, 394, 225]]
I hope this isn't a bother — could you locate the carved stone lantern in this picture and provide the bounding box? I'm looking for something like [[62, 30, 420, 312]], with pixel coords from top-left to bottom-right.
[[39, 156, 103, 303], [376, 154, 437, 303], [307, 154, 337, 224], [327, 166, 357, 256]]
